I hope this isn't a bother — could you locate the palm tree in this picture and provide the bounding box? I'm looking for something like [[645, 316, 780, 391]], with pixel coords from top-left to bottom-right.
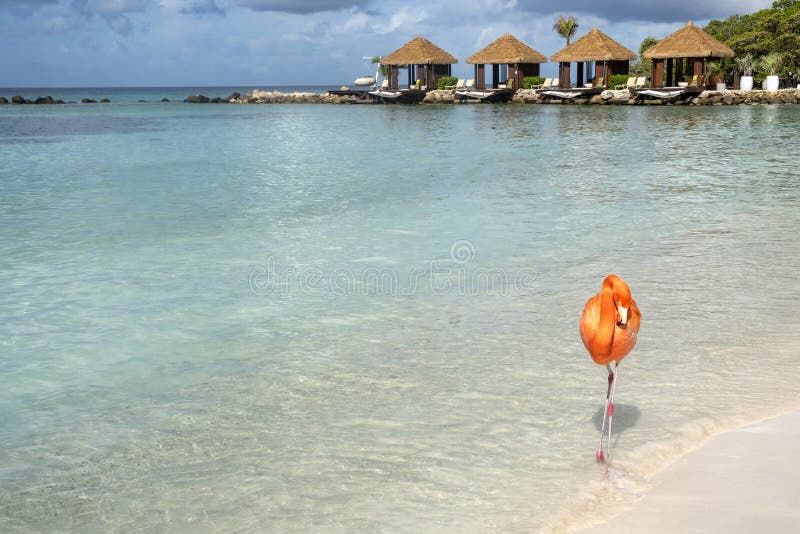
[[553, 15, 579, 46], [371, 56, 387, 78]]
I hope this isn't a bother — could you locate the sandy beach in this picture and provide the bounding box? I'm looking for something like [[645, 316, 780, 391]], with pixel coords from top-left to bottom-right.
[[580, 409, 800, 533]]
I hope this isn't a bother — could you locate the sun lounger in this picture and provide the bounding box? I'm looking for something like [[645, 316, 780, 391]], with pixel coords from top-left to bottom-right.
[[634, 76, 647, 88], [615, 76, 636, 90]]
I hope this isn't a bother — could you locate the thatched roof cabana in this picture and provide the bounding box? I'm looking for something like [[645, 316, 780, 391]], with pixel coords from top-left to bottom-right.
[[380, 36, 457, 90], [466, 33, 547, 90], [643, 22, 734, 88], [550, 28, 636, 89]]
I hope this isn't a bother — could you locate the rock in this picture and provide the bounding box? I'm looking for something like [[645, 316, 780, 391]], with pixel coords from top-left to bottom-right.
[[225, 92, 240, 102], [34, 96, 57, 104], [184, 94, 210, 103], [161, 98, 169, 102], [340, 86, 350, 91], [100, 98, 110, 103], [82, 98, 97, 103], [0, 96, 7, 104]]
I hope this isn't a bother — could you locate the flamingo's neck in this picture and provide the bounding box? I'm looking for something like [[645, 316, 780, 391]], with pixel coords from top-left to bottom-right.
[[596, 282, 617, 357]]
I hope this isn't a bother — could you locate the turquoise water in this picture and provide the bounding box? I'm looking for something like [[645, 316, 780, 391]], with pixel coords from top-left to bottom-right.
[[1, 94, 799, 532]]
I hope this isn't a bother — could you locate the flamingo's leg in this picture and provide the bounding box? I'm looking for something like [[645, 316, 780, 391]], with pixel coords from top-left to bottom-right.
[[605, 362, 620, 465], [596, 364, 614, 463]]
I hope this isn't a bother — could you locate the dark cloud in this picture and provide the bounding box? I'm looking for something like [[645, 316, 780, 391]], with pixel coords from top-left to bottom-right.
[[517, 0, 770, 23], [181, 0, 226, 16], [232, 0, 370, 14]]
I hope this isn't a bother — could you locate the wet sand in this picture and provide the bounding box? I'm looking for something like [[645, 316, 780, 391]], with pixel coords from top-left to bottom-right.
[[580, 409, 800, 533]]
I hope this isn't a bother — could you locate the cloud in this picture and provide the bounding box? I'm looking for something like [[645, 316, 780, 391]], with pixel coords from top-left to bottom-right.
[[372, 5, 427, 34], [180, 0, 225, 15], [232, 0, 371, 14], [514, 0, 774, 23], [0, 0, 60, 16], [67, 0, 154, 34]]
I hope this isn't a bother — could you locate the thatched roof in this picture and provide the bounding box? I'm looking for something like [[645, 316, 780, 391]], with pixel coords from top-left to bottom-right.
[[466, 33, 547, 65], [643, 21, 734, 59], [550, 28, 636, 62], [380, 36, 458, 66]]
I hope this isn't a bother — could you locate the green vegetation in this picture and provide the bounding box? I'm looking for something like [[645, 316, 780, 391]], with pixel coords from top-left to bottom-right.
[[371, 56, 388, 78], [704, 0, 800, 74], [522, 76, 545, 89], [553, 15, 579, 46], [630, 37, 659, 77], [437, 76, 459, 90], [608, 74, 630, 89], [734, 53, 759, 76]]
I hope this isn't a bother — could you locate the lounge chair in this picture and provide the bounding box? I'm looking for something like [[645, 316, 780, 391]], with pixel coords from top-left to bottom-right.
[[634, 76, 647, 88], [536, 78, 557, 91], [594, 77, 605, 88], [447, 78, 465, 90], [529, 77, 549, 90], [614, 76, 636, 90], [463, 79, 475, 90], [688, 74, 699, 87], [379, 79, 389, 90]]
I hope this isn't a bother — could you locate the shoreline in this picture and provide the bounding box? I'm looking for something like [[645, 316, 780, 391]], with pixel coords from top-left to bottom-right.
[[575, 408, 800, 533]]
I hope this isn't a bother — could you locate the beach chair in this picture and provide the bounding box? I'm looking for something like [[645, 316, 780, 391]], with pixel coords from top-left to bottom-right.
[[448, 78, 465, 90], [688, 74, 699, 87], [634, 76, 647, 88], [379, 79, 389, 90], [463, 79, 475, 90], [614, 76, 636, 90], [594, 76, 605, 88], [529, 77, 549, 90], [537, 78, 556, 90]]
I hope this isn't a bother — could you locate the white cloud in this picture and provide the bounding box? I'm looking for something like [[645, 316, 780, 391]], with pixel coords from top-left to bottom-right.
[[372, 6, 427, 34]]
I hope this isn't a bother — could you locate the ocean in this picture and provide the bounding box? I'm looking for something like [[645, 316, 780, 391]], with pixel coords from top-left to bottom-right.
[[1, 88, 799, 532]]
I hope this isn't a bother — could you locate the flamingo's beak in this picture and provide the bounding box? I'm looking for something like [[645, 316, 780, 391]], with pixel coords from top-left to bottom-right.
[[617, 305, 628, 326]]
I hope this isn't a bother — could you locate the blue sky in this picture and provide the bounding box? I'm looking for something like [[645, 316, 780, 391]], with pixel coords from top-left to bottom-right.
[[0, 0, 773, 87]]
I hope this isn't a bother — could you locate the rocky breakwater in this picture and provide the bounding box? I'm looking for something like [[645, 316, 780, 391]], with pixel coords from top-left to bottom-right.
[[514, 87, 800, 105], [1, 95, 112, 104], [186, 90, 346, 104], [690, 88, 800, 105], [422, 90, 458, 104]]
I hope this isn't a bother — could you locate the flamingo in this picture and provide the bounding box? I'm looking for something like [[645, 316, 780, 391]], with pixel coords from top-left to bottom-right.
[[580, 274, 641, 465]]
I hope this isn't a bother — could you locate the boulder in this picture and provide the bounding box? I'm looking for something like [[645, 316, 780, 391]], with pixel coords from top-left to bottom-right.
[[225, 92, 240, 102], [100, 98, 110, 103], [184, 94, 211, 103], [0, 96, 7, 104], [161, 98, 169, 102], [82, 98, 97, 103], [34, 96, 57, 104], [11, 95, 25, 104]]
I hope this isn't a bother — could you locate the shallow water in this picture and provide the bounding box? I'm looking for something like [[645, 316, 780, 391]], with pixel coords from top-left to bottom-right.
[[1, 94, 799, 532]]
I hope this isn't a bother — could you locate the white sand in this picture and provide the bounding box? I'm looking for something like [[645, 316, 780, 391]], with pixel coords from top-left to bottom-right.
[[581, 409, 800, 533]]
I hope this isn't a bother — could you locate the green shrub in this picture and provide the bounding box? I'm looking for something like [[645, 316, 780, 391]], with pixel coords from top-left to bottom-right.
[[437, 76, 459, 90], [522, 76, 545, 89], [608, 74, 630, 89]]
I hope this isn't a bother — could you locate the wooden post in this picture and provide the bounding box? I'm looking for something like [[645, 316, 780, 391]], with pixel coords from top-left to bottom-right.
[[652, 59, 665, 88], [559, 62, 570, 89], [666, 58, 674, 87], [477, 64, 485, 90]]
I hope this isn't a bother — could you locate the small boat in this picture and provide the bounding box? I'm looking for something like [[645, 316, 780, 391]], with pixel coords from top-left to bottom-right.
[[353, 76, 376, 86]]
